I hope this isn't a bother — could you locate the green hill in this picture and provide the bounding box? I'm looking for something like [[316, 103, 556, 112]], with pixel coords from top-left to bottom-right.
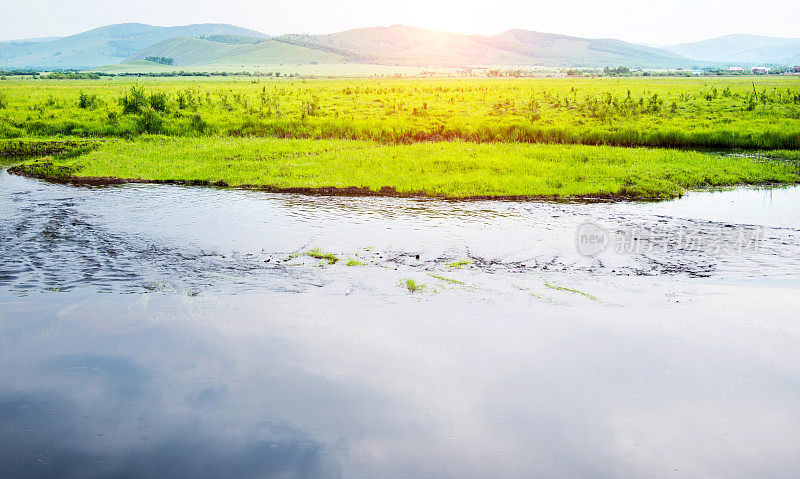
[[0, 23, 269, 69], [127, 36, 344, 67]]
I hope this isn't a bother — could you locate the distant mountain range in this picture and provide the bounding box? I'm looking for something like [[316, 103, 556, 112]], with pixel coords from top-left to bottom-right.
[[272, 26, 695, 68], [1, 23, 799, 71], [663, 34, 800, 65]]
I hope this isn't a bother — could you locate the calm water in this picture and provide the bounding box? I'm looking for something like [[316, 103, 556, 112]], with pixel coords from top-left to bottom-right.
[[2, 168, 800, 478]]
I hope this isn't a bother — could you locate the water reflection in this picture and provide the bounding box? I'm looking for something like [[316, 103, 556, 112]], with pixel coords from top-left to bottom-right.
[[2, 289, 800, 478], [623, 184, 800, 229], [0, 293, 342, 479]]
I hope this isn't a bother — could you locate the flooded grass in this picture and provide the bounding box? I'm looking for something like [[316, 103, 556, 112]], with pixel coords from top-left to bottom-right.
[[304, 248, 339, 264], [446, 259, 472, 269], [402, 278, 426, 293], [529, 292, 554, 302], [764, 150, 800, 161], [429, 274, 465, 285], [544, 281, 598, 301]]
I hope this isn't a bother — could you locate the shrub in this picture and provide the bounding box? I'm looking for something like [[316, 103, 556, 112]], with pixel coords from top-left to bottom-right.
[[177, 91, 187, 109], [0, 121, 22, 138], [149, 92, 168, 112], [190, 114, 208, 134], [120, 85, 148, 115], [745, 93, 757, 111], [78, 91, 97, 109], [135, 107, 165, 134]]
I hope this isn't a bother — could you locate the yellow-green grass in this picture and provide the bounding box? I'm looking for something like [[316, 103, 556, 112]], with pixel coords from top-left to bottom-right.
[[2, 76, 800, 149], [402, 279, 426, 293], [12, 137, 799, 199]]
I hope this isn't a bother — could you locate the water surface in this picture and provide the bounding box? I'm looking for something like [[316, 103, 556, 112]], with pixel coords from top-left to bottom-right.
[[2, 168, 800, 478]]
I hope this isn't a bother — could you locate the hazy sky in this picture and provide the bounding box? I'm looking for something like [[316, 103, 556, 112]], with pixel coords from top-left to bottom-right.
[[2, 0, 799, 44]]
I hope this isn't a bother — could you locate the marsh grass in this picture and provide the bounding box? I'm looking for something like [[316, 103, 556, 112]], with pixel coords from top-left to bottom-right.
[[764, 150, 800, 162], [14, 136, 800, 199], [429, 274, 464, 285], [305, 248, 339, 264], [529, 293, 552, 301], [544, 281, 598, 301], [445, 259, 472, 269], [402, 278, 425, 293]]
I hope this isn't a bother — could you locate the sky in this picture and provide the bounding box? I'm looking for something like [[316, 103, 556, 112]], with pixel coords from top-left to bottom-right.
[[2, 0, 800, 44]]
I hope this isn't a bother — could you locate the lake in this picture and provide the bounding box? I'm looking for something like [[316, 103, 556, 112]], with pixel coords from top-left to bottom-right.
[[2, 167, 799, 478]]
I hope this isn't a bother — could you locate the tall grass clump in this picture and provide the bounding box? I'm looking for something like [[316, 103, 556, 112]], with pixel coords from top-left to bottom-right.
[[121, 85, 148, 115], [134, 108, 165, 134], [148, 92, 168, 112], [78, 91, 98, 109]]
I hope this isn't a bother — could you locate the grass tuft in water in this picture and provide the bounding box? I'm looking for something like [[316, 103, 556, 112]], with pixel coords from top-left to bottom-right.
[[429, 274, 464, 285], [346, 258, 365, 266], [445, 259, 471, 269], [305, 248, 339, 264], [544, 281, 598, 301], [402, 278, 425, 293]]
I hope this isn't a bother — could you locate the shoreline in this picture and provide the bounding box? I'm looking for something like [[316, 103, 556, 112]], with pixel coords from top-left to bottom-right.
[[5, 165, 653, 202], [10, 164, 799, 203]]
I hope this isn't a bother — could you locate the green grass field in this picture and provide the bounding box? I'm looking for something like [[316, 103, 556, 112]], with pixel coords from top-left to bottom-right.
[[2, 76, 800, 149], [9, 137, 799, 199], [2, 76, 799, 199]]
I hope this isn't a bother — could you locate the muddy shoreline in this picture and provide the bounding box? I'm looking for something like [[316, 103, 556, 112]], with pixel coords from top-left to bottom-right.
[[11, 164, 798, 203]]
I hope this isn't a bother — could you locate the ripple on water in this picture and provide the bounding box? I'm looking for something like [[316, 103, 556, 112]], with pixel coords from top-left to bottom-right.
[[1, 168, 799, 294]]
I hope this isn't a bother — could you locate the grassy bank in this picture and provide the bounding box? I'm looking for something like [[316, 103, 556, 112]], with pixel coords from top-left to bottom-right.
[[2, 77, 800, 149], [11, 137, 799, 199]]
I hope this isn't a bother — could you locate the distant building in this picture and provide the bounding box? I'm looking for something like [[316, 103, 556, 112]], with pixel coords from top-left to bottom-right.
[[690, 70, 703, 75], [728, 66, 744, 72], [751, 66, 771, 73]]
